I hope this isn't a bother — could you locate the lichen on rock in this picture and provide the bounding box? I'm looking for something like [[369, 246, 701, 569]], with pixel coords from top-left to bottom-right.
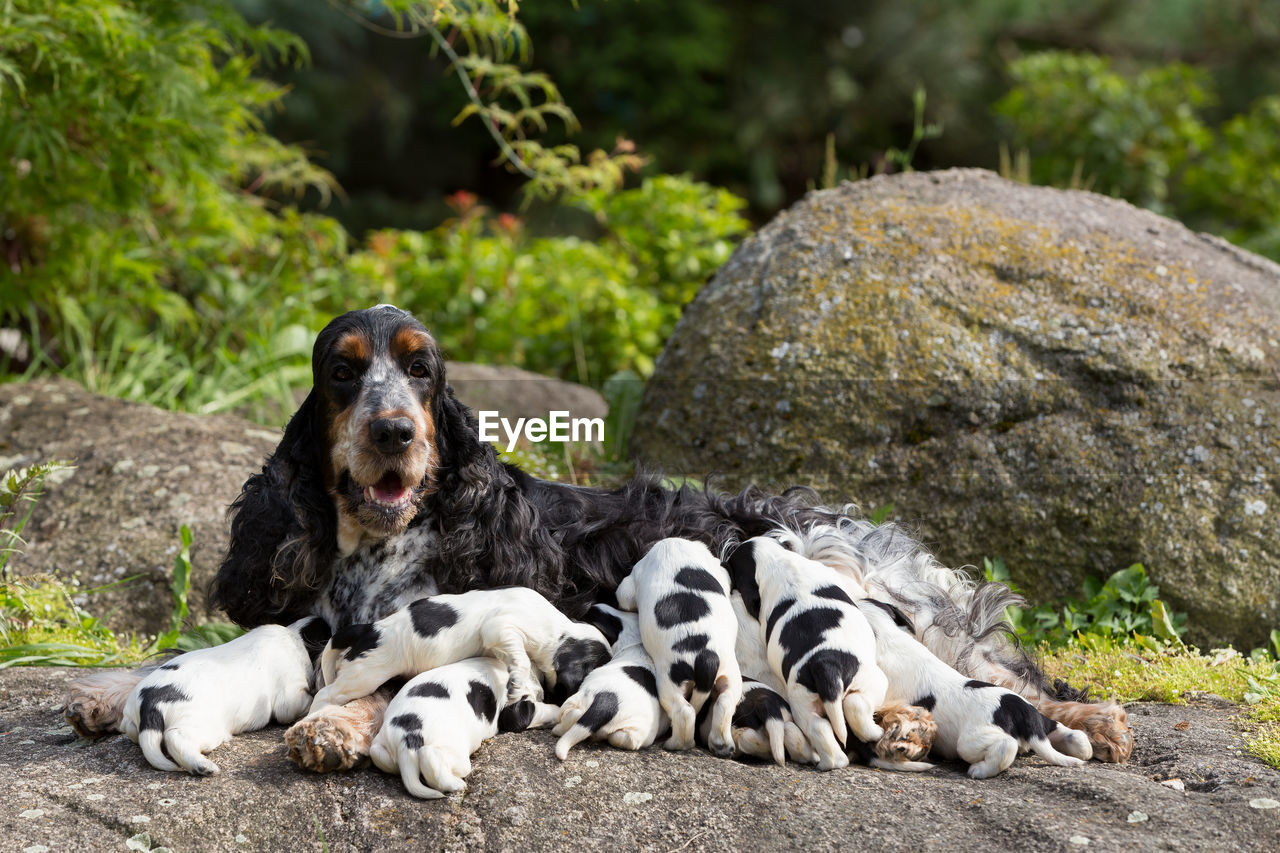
[[634, 169, 1280, 649]]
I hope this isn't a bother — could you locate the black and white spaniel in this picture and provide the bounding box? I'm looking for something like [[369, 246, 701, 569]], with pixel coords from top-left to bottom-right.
[[62, 304, 1133, 772], [370, 656, 555, 799]]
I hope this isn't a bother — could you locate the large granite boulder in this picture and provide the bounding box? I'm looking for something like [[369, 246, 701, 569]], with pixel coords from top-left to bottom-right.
[[0, 367, 605, 636], [633, 169, 1280, 649]]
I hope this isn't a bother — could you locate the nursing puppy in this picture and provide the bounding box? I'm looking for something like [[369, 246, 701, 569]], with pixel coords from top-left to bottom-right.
[[120, 617, 330, 775], [858, 599, 1092, 778], [615, 538, 742, 756], [726, 536, 887, 771], [695, 676, 814, 766], [371, 657, 555, 799], [311, 587, 610, 715], [724, 591, 814, 765], [553, 604, 668, 759]]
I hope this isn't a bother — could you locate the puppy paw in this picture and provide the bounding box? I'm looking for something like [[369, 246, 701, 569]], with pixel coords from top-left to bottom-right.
[[874, 703, 936, 763], [1038, 699, 1133, 763], [285, 713, 372, 773]]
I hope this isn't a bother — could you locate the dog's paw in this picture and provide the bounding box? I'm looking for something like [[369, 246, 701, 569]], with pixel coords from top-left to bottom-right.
[[874, 703, 937, 763], [285, 713, 372, 773], [62, 671, 141, 738], [1078, 705, 1134, 763], [1038, 698, 1133, 763]]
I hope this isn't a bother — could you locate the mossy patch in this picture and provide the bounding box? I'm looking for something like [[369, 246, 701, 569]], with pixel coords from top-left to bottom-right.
[[635, 169, 1280, 649], [1041, 639, 1280, 769]]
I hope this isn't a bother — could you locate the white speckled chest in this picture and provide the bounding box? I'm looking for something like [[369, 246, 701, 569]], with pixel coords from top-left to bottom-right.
[[312, 524, 440, 629]]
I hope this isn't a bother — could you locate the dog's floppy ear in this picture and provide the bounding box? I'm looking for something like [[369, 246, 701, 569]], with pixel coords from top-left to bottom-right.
[[426, 386, 571, 601], [210, 390, 337, 628]]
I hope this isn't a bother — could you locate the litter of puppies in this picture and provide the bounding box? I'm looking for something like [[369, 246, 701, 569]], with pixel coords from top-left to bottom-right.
[[119, 536, 1092, 794]]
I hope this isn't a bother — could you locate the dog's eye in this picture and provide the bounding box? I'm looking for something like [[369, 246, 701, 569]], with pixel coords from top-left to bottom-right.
[[408, 360, 428, 378], [333, 365, 354, 382]]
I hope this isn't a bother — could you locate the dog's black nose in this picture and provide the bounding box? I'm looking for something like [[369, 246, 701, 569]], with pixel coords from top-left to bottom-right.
[[370, 417, 416, 454]]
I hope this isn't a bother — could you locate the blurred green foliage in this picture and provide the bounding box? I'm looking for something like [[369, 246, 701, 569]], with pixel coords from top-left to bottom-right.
[[0, 0, 352, 421], [349, 176, 746, 385], [234, 0, 1280, 225], [1, 0, 748, 420], [997, 51, 1280, 259]]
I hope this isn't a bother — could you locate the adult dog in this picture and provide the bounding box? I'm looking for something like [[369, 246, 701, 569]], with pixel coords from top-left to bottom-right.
[[63, 304, 1133, 770]]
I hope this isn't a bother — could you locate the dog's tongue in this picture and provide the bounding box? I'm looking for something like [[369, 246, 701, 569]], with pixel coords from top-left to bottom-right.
[[372, 472, 408, 502]]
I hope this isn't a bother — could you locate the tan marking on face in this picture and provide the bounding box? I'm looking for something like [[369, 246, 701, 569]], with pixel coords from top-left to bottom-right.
[[335, 331, 370, 363], [391, 327, 433, 362]]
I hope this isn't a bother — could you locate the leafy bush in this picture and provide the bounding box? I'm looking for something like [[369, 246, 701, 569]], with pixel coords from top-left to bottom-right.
[[1, 0, 357, 421], [349, 175, 747, 385], [983, 557, 1186, 649], [2, 0, 749, 419], [996, 51, 1280, 260]]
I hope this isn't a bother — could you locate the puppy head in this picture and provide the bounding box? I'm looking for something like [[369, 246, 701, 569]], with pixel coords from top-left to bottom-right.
[[722, 538, 763, 618], [547, 633, 612, 704], [312, 305, 444, 540], [290, 616, 333, 664]]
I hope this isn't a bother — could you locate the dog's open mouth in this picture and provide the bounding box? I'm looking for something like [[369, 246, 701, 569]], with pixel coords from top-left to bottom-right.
[[363, 471, 414, 509], [338, 469, 421, 533]]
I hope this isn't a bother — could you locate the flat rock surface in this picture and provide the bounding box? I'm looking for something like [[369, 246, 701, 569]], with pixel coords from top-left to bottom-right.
[[2, 668, 1278, 852]]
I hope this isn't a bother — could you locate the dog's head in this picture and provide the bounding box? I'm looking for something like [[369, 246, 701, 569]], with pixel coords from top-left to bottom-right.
[[310, 305, 445, 541]]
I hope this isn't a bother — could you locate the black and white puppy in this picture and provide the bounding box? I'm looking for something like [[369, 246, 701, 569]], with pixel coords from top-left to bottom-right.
[[120, 617, 330, 775], [370, 657, 557, 799], [719, 591, 815, 766], [695, 676, 815, 766], [311, 588, 610, 715], [726, 536, 887, 771], [616, 538, 742, 757], [858, 599, 1092, 778], [553, 604, 668, 759]]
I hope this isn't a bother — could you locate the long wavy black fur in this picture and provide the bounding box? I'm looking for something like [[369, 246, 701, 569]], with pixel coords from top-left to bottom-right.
[[210, 363, 844, 628]]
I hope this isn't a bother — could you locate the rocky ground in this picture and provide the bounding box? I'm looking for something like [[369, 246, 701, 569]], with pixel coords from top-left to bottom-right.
[[3, 668, 1278, 852]]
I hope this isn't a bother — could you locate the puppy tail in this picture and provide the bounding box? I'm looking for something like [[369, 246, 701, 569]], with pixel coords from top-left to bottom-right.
[[555, 725, 593, 761], [823, 698, 848, 747], [764, 717, 787, 766], [399, 747, 445, 799], [138, 729, 181, 773], [164, 730, 220, 776]]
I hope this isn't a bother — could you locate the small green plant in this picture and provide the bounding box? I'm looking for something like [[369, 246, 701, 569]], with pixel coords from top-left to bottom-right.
[[868, 504, 895, 526], [151, 523, 243, 653], [151, 525, 193, 653], [983, 558, 1187, 648], [884, 86, 944, 173], [1, 461, 73, 579]]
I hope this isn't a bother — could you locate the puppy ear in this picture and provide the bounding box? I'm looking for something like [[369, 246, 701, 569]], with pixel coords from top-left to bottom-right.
[[723, 539, 762, 619], [210, 391, 336, 628], [497, 698, 537, 733]]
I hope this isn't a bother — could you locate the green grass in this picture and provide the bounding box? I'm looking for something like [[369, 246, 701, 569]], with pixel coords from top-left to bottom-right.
[[1040, 636, 1280, 769]]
